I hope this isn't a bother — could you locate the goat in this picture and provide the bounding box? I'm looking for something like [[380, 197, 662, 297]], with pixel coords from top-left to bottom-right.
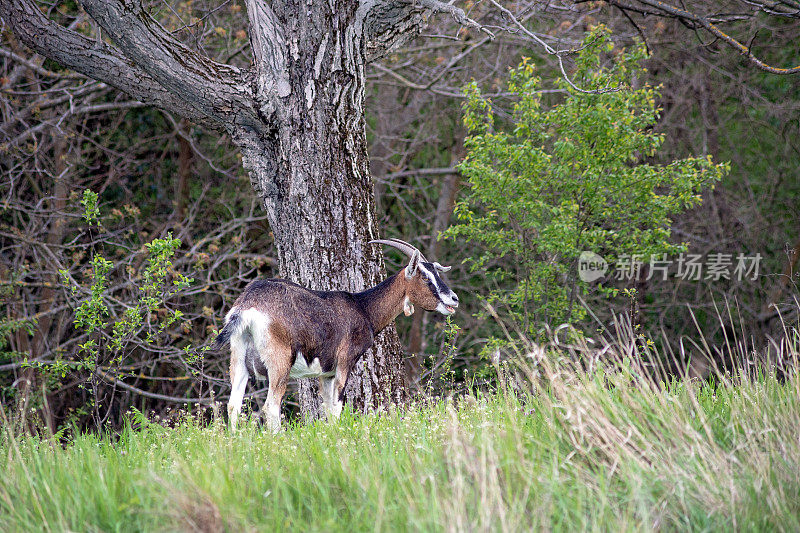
[[213, 238, 459, 431]]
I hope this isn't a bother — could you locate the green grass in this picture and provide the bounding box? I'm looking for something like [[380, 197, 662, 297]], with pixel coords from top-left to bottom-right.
[[2, 357, 800, 532]]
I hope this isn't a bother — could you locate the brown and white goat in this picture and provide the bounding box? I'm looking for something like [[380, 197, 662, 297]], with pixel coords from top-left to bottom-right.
[[213, 238, 459, 431]]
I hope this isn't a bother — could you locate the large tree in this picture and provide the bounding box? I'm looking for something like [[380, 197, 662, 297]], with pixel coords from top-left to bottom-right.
[[0, 0, 487, 418]]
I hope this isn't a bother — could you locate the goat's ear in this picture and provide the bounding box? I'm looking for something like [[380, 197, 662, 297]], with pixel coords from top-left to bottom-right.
[[405, 249, 421, 279], [433, 262, 451, 272]]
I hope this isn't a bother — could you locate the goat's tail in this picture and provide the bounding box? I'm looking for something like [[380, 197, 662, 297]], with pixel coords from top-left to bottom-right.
[[212, 312, 241, 350]]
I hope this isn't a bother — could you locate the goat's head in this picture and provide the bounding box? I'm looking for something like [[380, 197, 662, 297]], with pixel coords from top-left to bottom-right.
[[370, 238, 459, 317]]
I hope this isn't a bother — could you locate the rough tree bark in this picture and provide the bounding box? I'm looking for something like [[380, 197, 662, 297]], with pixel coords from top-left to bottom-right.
[[0, 0, 485, 418]]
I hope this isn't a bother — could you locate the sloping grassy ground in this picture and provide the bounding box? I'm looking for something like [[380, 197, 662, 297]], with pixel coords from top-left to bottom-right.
[[2, 357, 799, 532]]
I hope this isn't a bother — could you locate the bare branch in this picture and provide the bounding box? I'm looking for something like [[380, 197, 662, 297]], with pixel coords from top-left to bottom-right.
[[360, 0, 494, 62], [490, 0, 622, 94], [416, 0, 495, 39], [77, 0, 264, 126], [0, 47, 83, 79], [608, 0, 800, 74], [0, 0, 218, 129], [6, 99, 147, 149], [94, 367, 270, 404], [740, 0, 800, 18]]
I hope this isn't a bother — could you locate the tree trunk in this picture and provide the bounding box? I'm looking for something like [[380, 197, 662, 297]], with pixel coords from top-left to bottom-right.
[[235, 8, 407, 418]]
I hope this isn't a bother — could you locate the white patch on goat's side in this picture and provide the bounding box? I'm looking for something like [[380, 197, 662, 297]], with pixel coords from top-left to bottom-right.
[[233, 308, 272, 380], [239, 308, 270, 344], [289, 352, 334, 379]]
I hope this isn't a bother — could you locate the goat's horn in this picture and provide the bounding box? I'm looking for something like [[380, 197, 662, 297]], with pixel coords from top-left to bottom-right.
[[387, 238, 428, 261], [369, 238, 428, 262]]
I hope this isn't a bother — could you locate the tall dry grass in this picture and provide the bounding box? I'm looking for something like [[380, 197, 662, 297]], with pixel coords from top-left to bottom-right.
[[1, 307, 799, 531]]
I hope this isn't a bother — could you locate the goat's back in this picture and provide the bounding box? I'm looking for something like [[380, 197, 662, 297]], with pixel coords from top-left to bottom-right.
[[229, 278, 372, 368]]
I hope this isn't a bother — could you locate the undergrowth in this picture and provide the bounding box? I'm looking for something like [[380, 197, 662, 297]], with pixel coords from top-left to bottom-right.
[[2, 351, 799, 532]]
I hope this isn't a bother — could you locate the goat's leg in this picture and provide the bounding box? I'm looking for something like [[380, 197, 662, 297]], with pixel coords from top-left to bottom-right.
[[227, 336, 249, 431], [319, 376, 341, 420], [263, 367, 288, 433], [261, 339, 290, 433], [324, 366, 350, 420]]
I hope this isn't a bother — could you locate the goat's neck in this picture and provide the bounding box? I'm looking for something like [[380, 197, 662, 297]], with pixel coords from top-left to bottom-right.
[[354, 272, 407, 333]]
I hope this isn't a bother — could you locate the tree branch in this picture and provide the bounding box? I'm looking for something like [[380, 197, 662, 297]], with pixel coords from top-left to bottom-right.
[[0, 47, 83, 79], [0, 0, 219, 129], [360, 0, 494, 62], [740, 0, 800, 18], [489, 0, 622, 94], [608, 0, 800, 74], [245, 0, 290, 116], [77, 0, 264, 127], [415, 0, 495, 38]]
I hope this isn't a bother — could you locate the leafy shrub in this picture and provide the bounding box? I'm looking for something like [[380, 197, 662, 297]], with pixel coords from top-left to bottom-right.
[[446, 27, 729, 336], [20, 191, 208, 429]]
